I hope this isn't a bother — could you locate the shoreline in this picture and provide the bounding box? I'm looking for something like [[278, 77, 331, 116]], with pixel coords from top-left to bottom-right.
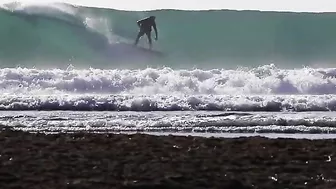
[[28, 130, 336, 140], [116, 131, 336, 140], [1, 129, 336, 188]]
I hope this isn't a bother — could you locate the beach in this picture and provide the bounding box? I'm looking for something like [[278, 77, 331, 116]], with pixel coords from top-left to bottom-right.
[[1, 128, 336, 189]]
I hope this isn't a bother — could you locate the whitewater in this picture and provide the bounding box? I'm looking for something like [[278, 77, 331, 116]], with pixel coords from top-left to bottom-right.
[[1, 2, 336, 138]]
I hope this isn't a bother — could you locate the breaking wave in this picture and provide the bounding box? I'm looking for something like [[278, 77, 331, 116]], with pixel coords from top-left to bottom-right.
[[1, 65, 336, 111]]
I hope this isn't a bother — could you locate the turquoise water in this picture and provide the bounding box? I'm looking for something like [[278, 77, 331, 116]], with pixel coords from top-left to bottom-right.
[[2, 3, 336, 136], [1, 3, 336, 68]]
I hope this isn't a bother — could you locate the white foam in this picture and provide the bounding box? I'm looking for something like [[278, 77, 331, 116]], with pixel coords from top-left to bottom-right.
[[1, 65, 336, 111], [1, 64, 336, 95], [1, 0, 335, 12], [3, 111, 336, 134]]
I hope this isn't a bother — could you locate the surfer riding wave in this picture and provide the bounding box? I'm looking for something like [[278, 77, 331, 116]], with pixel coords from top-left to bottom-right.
[[134, 16, 158, 50]]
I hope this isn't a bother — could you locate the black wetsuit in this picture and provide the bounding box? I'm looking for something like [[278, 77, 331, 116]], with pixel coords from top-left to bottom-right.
[[134, 16, 158, 49]]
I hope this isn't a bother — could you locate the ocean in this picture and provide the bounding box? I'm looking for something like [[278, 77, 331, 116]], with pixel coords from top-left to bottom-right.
[[1, 2, 336, 138]]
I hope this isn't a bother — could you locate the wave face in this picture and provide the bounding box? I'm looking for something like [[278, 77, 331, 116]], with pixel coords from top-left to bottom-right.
[[1, 3, 336, 69]]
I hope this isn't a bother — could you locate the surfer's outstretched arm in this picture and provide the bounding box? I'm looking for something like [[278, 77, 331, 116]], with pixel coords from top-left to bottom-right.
[[153, 22, 158, 40]]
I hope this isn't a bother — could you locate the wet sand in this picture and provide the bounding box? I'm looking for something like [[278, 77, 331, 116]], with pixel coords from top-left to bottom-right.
[[1, 128, 336, 189]]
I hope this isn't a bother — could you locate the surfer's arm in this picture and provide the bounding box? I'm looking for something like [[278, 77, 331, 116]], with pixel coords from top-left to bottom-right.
[[137, 20, 142, 27], [137, 19, 144, 27], [153, 22, 158, 40]]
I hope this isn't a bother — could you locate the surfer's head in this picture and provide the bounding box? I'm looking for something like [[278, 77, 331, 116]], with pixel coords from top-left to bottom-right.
[[150, 16, 156, 20]]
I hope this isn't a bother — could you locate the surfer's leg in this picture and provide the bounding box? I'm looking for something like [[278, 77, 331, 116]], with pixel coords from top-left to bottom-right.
[[145, 32, 152, 49], [134, 31, 144, 46]]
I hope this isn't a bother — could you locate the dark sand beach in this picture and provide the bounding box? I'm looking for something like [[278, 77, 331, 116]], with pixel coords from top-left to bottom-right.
[[1, 128, 336, 189]]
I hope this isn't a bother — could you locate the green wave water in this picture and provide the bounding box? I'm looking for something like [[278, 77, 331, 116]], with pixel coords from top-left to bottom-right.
[[1, 3, 336, 69]]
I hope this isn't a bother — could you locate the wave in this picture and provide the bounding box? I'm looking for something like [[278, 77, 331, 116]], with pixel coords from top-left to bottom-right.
[[0, 3, 336, 68], [0, 65, 336, 111], [3, 111, 336, 134], [2, 64, 336, 95], [1, 93, 336, 112]]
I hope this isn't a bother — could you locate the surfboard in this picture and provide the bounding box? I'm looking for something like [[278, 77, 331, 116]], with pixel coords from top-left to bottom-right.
[[108, 42, 164, 59], [134, 46, 164, 57]]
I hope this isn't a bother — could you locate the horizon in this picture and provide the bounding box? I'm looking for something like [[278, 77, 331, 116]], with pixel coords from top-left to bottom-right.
[[0, 0, 336, 13]]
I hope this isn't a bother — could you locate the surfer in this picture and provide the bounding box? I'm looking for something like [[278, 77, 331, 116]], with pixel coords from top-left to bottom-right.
[[134, 16, 158, 50]]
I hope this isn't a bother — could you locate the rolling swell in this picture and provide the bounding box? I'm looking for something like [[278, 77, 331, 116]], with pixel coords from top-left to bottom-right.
[[1, 3, 336, 68], [0, 4, 117, 67]]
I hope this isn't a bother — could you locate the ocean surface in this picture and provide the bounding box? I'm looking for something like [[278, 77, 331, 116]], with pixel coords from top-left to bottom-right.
[[1, 2, 336, 138]]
